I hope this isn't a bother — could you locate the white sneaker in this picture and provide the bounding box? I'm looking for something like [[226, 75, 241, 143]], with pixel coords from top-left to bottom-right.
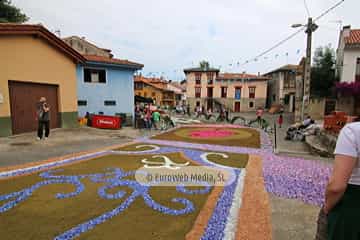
[[36, 137, 41, 141]]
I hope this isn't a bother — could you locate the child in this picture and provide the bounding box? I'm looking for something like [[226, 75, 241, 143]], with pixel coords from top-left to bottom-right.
[[278, 114, 283, 128]]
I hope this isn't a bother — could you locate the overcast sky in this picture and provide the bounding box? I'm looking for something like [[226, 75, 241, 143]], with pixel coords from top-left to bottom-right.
[[13, 0, 358, 80]]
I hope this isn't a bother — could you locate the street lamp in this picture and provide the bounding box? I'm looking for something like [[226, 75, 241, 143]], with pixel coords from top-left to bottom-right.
[[292, 18, 318, 121]]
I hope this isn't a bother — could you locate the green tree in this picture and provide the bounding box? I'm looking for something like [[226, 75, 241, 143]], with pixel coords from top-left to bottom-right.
[[199, 60, 210, 70], [0, 0, 29, 23], [311, 46, 336, 97]]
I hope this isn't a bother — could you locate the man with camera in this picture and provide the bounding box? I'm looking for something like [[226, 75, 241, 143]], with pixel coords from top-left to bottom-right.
[[36, 97, 51, 140]]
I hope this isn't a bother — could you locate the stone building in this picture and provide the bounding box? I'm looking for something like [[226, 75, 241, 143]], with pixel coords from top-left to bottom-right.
[[63, 36, 113, 58]]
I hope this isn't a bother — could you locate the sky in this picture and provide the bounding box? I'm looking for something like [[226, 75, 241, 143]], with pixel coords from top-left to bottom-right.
[[12, 0, 359, 81]]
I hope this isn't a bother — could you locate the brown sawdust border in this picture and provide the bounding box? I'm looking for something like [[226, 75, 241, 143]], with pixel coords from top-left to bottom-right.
[[236, 155, 272, 240]]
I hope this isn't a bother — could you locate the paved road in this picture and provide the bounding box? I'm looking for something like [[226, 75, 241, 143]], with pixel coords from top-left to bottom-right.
[[0, 127, 142, 167]]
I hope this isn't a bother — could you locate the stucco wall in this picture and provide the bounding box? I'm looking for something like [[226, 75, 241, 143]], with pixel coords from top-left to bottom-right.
[[308, 98, 326, 120], [341, 48, 360, 83], [0, 35, 78, 117], [185, 72, 267, 99], [77, 64, 135, 117]]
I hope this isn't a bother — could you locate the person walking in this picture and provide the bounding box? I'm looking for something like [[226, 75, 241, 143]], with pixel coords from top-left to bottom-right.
[[36, 97, 50, 140], [225, 108, 230, 122], [144, 105, 152, 130], [322, 121, 360, 239], [256, 107, 264, 128], [152, 110, 161, 130], [277, 114, 283, 128]]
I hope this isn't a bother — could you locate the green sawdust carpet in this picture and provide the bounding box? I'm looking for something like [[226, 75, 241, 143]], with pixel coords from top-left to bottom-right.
[[0, 153, 211, 240]]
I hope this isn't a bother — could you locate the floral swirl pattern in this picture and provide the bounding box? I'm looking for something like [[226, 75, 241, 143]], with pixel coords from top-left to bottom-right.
[[0, 167, 211, 240]]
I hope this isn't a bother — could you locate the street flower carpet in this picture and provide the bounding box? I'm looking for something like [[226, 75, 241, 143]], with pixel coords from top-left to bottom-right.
[[0, 125, 331, 240]]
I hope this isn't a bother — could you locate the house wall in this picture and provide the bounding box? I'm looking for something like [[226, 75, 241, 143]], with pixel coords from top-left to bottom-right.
[[341, 48, 360, 83], [63, 36, 111, 57], [0, 35, 78, 136], [77, 64, 135, 119], [308, 98, 326, 120], [336, 95, 355, 115]]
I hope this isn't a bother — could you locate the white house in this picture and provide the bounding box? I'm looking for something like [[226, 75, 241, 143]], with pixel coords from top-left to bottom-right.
[[336, 25, 360, 116]]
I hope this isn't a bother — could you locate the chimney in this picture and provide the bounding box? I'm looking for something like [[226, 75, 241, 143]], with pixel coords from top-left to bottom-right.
[[258, 72, 260, 76], [343, 25, 351, 38]]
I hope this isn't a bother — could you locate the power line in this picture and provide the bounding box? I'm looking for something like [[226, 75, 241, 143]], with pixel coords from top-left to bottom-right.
[[240, 0, 345, 67], [304, 0, 311, 17], [240, 27, 305, 66], [314, 0, 345, 22]]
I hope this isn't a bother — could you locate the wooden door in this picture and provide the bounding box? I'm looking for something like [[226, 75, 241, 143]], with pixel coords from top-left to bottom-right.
[[8, 81, 59, 134], [234, 102, 241, 112]]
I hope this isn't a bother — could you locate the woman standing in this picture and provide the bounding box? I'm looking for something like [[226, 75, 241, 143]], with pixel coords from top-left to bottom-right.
[[323, 121, 360, 239]]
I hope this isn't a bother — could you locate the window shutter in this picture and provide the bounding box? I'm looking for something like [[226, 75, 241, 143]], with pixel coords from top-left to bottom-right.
[[84, 69, 91, 82], [99, 70, 106, 83]]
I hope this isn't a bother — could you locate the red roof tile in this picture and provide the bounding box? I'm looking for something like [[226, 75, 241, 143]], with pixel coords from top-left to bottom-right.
[[0, 23, 85, 63], [134, 76, 173, 92], [345, 29, 360, 45], [83, 55, 143, 69]]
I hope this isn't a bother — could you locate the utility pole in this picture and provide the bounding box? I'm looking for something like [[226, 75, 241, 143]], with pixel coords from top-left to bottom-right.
[[302, 17, 318, 120]]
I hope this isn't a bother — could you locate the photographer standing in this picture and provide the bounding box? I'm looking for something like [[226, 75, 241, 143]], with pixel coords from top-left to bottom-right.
[[36, 97, 51, 140]]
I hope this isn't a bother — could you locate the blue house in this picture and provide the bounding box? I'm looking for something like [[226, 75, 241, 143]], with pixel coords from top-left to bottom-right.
[[76, 55, 143, 118], [63, 36, 143, 124]]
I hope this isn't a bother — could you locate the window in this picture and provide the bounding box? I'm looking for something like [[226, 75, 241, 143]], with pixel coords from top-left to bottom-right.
[[249, 101, 254, 108], [356, 58, 360, 82], [221, 87, 227, 98], [195, 73, 202, 85], [152, 92, 156, 97], [235, 87, 241, 100], [84, 68, 106, 83], [134, 82, 143, 90], [104, 100, 116, 106], [77, 100, 87, 106], [284, 94, 290, 104], [249, 87, 256, 98], [195, 87, 201, 98], [196, 101, 201, 107], [207, 72, 214, 84], [207, 87, 213, 98]]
